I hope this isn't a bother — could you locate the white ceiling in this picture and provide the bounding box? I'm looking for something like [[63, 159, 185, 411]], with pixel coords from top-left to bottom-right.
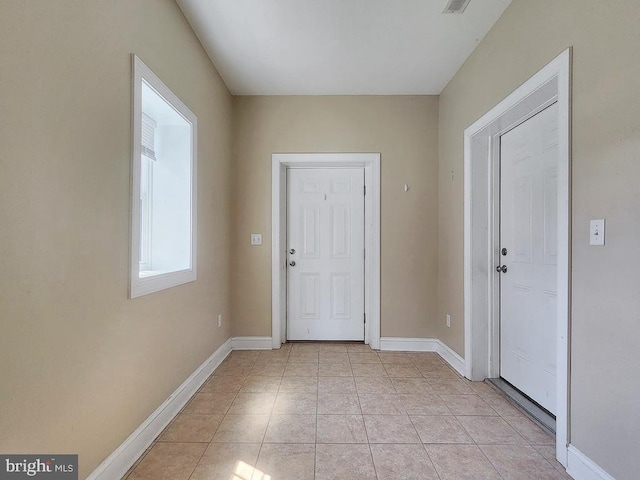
[[176, 0, 511, 95]]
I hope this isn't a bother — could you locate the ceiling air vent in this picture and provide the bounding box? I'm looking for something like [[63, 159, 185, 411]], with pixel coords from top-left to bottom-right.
[[442, 0, 472, 14]]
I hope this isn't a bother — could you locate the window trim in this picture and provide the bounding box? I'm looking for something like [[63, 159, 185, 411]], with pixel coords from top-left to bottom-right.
[[130, 54, 198, 298]]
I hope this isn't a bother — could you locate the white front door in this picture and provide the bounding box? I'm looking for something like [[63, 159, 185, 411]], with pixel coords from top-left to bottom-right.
[[499, 103, 558, 414], [287, 168, 365, 341]]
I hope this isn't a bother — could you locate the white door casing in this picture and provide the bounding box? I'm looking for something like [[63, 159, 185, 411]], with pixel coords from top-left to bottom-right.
[[463, 49, 571, 466], [272, 153, 381, 349], [499, 103, 559, 414], [287, 168, 365, 341]]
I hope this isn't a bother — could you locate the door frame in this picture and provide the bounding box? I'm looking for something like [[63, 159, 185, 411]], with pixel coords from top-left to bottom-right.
[[463, 49, 571, 466], [272, 153, 381, 349]]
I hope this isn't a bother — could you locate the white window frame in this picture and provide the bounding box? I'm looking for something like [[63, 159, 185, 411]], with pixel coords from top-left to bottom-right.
[[129, 55, 198, 298]]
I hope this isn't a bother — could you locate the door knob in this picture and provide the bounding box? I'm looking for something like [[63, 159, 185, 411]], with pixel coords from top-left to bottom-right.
[[289, 261, 296, 267], [496, 265, 507, 273], [289, 248, 296, 255]]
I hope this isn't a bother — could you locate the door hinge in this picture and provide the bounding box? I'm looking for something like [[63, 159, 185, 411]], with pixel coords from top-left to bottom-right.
[[364, 185, 366, 196], [364, 313, 366, 324]]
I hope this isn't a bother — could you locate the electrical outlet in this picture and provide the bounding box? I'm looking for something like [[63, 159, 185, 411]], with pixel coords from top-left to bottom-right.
[[217, 314, 222, 328], [446, 314, 451, 328]]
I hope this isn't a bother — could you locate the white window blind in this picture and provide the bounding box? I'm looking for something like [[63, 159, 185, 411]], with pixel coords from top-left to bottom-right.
[[141, 113, 157, 160]]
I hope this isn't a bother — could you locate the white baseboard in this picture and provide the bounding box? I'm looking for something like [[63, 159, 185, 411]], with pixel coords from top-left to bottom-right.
[[379, 337, 466, 376], [567, 445, 615, 480], [87, 338, 232, 480], [379, 337, 439, 352], [231, 336, 273, 350], [435, 340, 466, 376]]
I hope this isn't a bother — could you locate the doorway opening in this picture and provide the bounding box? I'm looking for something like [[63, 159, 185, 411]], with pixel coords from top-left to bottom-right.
[[272, 154, 381, 349], [463, 49, 571, 466]]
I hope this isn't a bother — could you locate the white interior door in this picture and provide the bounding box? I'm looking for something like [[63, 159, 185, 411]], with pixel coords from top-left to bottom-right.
[[287, 168, 365, 341], [499, 103, 558, 414]]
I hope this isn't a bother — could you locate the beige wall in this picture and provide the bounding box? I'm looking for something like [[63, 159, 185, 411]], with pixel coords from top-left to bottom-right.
[[0, 1, 232, 478], [437, 0, 640, 478], [231, 96, 439, 339]]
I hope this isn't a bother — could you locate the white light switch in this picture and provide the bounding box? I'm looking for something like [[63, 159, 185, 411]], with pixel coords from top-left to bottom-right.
[[590, 219, 605, 246], [250, 233, 262, 245]]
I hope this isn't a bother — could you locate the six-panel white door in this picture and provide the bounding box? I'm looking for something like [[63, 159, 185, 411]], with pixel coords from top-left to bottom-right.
[[499, 103, 558, 414], [287, 168, 365, 341]]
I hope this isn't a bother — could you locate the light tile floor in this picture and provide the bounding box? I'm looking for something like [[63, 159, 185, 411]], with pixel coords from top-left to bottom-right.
[[124, 343, 571, 479]]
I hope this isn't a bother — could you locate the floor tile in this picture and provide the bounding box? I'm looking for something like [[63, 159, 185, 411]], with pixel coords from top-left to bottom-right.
[[257, 350, 290, 362], [399, 394, 451, 415], [346, 344, 374, 352], [504, 415, 555, 445], [533, 446, 572, 477], [214, 363, 253, 377], [316, 414, 368, 443], [348, 352, 381, 363], [284, 362, 318, 376], [183, 392, 236, 415], [370, 444, 439, 480], [440, 394, 498, 416], [428, 377, 475, 394], [223, 357, 257, 368], [291, 343, 320, 352], [350, 363, 388, 377], [211, 415, 269, 443], [390, 377, 435, 394], [142, 344, 573, 480], [240, 375, 282, 393], [272, 392, 317, 415], [354, 376, 396, 394], [483, 394, 526, 417], [363, 414, 420, 443], [383, 363, 422, 377], [377, 352, 412, 364], [317, 376, 356, 393], [317, 344, 348, 352], [230, 350, 261, 361], [426, 444, 502, 480], [190, 443, 260, 480], [318, 393, 361, 414], [264, 414, 316, 443], [128, 442, 206, 480], [480, 444, 568, 479], [227, 392, 276, 415], [315, 444, 376, 480], [158, 413, 223, 443], [288, 351, 320, 363], [359, 393, 406, 415], [318, 362, 353, 376], [318, 352, 350, 364], [252, 443, 315, 480], [199, 375, 244, 393], [250, 362, 286, 376], [410, 415, 474, 444], [389, 377, 434, 395], [279, 376, 318, 393], [418, 363, 459, 377], [457, 415, 527, 444], [468, 380, 498, 396]]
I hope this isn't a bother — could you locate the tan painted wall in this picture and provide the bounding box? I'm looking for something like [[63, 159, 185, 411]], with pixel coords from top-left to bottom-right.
[[0, 1, 232, 477], [231, 96, 439, 339], [437, 0, 640, 478]]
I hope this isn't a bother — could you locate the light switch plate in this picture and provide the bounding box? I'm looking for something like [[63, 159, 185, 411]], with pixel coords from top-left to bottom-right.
[[590, 219, 605, 246], [250, 233, 262, 246]]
